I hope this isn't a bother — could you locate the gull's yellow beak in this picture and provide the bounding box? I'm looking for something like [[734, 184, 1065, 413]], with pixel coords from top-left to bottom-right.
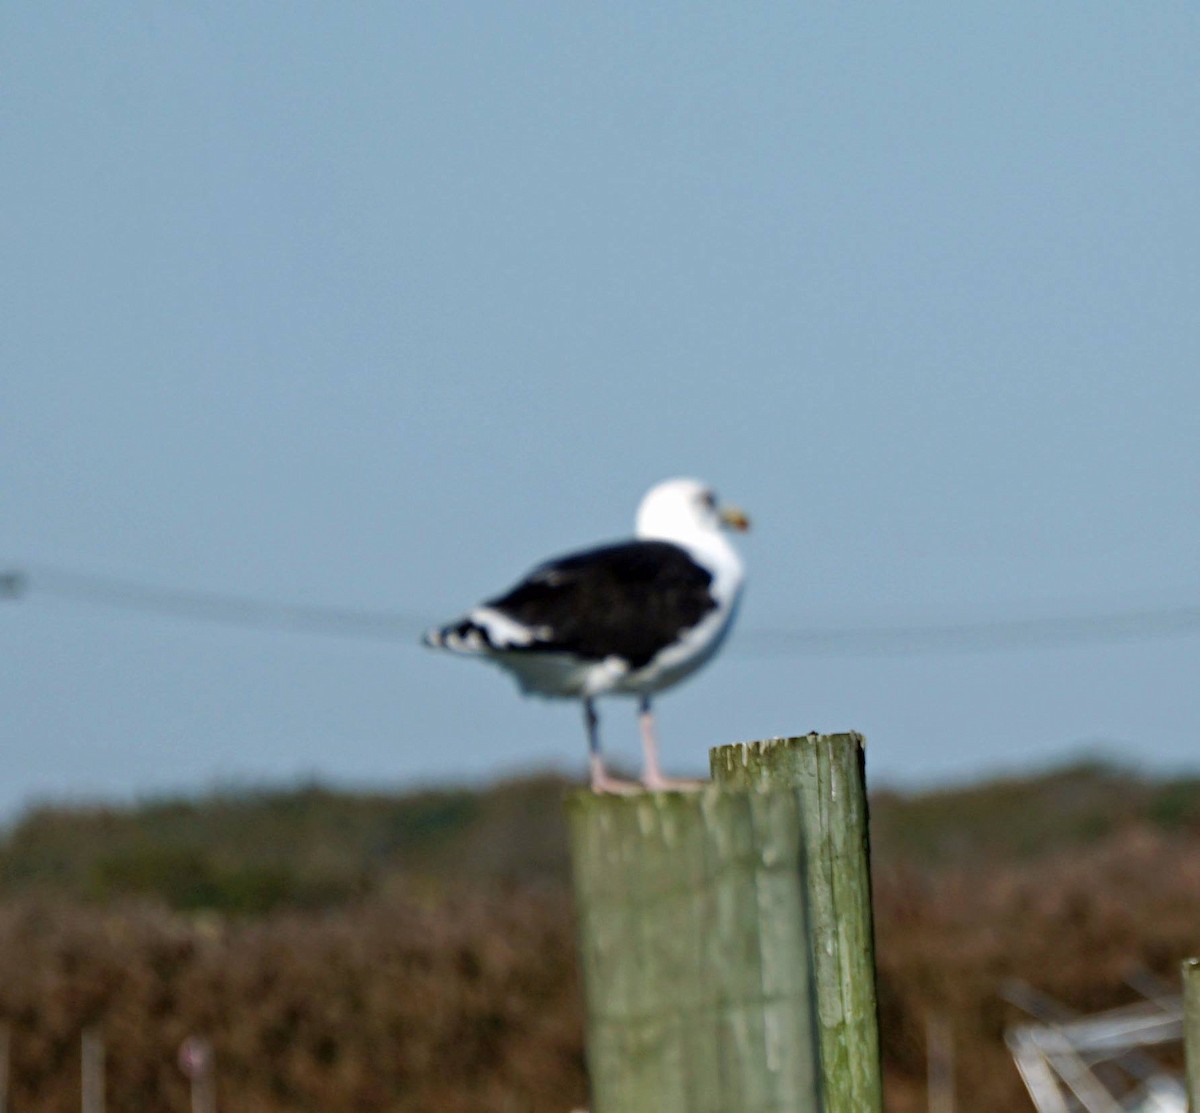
[[719, 504, 751, 532]]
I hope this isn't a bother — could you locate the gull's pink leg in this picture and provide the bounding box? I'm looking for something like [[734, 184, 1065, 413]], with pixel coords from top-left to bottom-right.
[[638, 697, 705, 792], [585, 698, 640, 795]]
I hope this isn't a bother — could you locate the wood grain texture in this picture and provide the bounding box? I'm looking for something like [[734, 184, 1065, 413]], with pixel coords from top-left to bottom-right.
[[567, 786, 823, 1113], [1184, 957, 1200, 1110], [710, 733, 882, 1113]]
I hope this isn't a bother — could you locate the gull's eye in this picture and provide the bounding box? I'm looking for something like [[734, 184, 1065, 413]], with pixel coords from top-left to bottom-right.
[[700, 490, 717, 511]]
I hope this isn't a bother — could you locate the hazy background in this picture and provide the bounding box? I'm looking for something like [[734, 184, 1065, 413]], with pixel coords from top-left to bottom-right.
[[3, 4, 1198, 818]]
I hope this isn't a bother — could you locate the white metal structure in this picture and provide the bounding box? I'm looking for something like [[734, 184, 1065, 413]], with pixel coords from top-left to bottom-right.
[[1004, 981, 1186, 1113]]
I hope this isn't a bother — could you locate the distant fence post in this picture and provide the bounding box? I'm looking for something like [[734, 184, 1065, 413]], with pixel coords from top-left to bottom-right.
[[710, 733, 883, 1113], [926, 1013, 955, 1113], [1184, 957, 1200, 1109], [567, 785, 824, 1113], [179, 1036, 217, 1113], [81, 1030, 104, 1113], [0, 1021, 9, 1113]]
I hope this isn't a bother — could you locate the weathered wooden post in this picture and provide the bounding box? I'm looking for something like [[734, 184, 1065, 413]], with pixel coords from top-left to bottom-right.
[[179, 1036, 217, 1113], [81, 1030, 105, 1113], [1183, 957, 1200, 1109], [926, 1013, 955, 1113], [567, 785, 824, 1113], [0, 1021, 9, 1113], [710, 733, 882, 1113]]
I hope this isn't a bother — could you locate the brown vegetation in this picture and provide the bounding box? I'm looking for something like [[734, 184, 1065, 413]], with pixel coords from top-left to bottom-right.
[[0, 888, 585, 1113], [1, 762, 1199, 1111], [874, 823, 1200, 1111]]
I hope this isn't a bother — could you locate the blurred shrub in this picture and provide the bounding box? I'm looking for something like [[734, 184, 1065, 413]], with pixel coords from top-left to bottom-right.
[[2, 762, 1200, 1111], [87, 847, 358, 914]]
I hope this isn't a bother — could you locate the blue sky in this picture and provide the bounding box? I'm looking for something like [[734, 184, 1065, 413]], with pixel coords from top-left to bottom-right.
[[3, 5, 1199, 817]]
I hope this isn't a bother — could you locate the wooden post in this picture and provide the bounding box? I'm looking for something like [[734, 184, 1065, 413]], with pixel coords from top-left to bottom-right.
[[0, 1021, 9, 1113], [926, 1013, 954, 1113], [567, 785, 823, 1113], [710, 733, 882, 1113], [179, 1036, 217, 1113], [81, 1030, 104, 1113], [1183, 957, 1200, 1109]]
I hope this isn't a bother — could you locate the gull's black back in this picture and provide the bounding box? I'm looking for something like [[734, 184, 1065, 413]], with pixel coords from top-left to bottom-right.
[[489, 540, 716, 669]]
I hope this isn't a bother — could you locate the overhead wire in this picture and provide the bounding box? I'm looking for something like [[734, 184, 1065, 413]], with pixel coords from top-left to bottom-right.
[[741, 607, 1200, 657], [1, 564, 430, 642], [4, 562, 1200, 658]]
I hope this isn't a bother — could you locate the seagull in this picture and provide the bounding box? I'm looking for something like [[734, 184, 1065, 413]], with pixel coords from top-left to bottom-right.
[[423, 478, 749, 792]]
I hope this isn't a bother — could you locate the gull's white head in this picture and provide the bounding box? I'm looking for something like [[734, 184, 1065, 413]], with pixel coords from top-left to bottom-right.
[[634, 477, 750, 547]]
